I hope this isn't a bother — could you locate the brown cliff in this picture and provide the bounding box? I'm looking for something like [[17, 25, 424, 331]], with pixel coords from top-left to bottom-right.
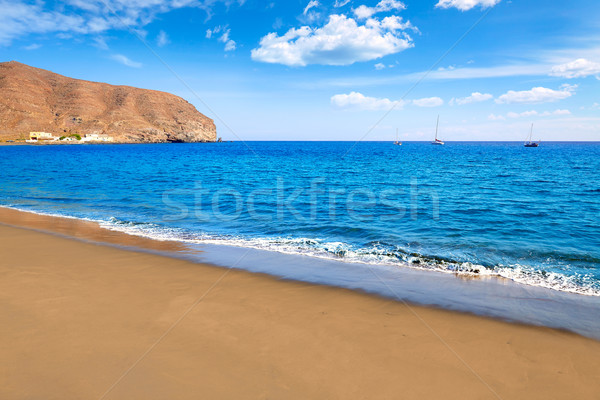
[[0, 61, 216, 143]]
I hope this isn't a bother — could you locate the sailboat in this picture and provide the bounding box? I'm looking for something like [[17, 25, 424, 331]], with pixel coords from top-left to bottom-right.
[[524, 123, 540, 147], [431, 115, 444, 145], [393, 128, 402, 145]]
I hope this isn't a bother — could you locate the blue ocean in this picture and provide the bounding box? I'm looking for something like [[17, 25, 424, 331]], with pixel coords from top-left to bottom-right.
[[1, 141, 599, 297]]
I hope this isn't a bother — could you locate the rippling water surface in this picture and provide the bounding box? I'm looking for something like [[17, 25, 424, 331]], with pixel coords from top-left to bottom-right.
[[1, 141, 599, 295]]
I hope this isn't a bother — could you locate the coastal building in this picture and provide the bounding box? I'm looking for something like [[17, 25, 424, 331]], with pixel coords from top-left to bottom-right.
[[28, 131, 55, 141], [82, 133, 114, 142]]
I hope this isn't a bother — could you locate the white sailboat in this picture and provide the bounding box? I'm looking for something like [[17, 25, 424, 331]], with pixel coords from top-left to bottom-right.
[[393, 128, 402, 145], [431, 115, 444, 145], [524, 123, 540, 147]]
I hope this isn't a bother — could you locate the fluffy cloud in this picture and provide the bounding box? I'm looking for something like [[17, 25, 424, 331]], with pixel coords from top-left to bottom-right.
[[506, 109, 571, 118], [353, 0, 406, 20], [0, 1, 87, 45], [435, 0, 501, 11], [331, 92, 404, 111], [495, 85, 576, 104], [412, 97, 444, 107], [0, 0, 244, 46], [251, 14, 415, 66], [506, 110, 538, 119], [331, 92, 445, 110], [550, 58, 600, 79], [207, 25, 236, 51], [219, 29, 236, 51], [110, 54, 142, 68], [450, 92, 493, 105], [374, 63, 386, 70]]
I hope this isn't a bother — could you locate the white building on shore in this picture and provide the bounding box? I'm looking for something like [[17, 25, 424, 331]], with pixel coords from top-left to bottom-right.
[[82, 133, 114, 142]]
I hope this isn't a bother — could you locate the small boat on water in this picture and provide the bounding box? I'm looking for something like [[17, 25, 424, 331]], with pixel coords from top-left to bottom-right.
[[431, 115, 444, 145], [393, 128, 402, 146], [524, 123, 540, 147]]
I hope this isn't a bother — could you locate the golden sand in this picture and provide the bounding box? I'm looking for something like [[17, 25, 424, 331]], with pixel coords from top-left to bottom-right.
[[1, 209, 599, 399]]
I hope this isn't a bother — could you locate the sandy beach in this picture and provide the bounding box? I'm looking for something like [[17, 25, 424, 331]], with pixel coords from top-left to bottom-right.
[[1, 210, 599, 399]]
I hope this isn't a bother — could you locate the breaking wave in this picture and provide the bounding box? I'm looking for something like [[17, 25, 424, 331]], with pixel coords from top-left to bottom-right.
[[100, 215, 600, 297]]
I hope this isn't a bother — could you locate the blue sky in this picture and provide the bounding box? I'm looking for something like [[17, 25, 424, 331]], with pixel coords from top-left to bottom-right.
[[2, 0, 599, 141]]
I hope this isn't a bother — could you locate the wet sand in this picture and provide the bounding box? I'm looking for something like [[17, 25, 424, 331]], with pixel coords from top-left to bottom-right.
[[1, 208, 599, 399]]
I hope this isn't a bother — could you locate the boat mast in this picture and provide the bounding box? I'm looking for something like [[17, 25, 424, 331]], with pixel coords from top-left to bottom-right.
[[435, 115, 440, 140], [530, 123, 534, 142], [396, 128, 398, 142]]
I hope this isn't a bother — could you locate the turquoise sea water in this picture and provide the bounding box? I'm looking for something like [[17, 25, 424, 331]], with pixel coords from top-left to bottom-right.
[[1, 141, 599, 296]]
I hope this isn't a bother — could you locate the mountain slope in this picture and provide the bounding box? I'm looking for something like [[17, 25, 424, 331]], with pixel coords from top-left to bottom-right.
[[0, 61, 216, 143]]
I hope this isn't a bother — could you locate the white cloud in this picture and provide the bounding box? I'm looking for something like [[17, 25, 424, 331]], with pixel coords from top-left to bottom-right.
[[207, 25, 236, 51], [224, 38, 236, 51], [251, 14, 414, 66], [331, 93, 443, 110], [412, 97, 444, 107], [331, 91, 404, 111], [435, 0, 501, 11], [353, 0, 406, 20], [374, 63, 386, 70], [218, 28, 236, 51], [207, 25, 226, 38], [303, 0, 320, 15], [0, 0, 243, 46], [550, 58, 600, 79], [548, 109, 571, 116], [488, 114, 505, 121], [506, 110, 538, 119], [0, 1, 87, 46], [496, 85, 576, 104], [110, 54, 142, 68], [507, 109, 571, 118], [156, 30, 169, 47], [450, 92, 493, 105], [334, 0, 350, 7], [302, 0, 321, 23]]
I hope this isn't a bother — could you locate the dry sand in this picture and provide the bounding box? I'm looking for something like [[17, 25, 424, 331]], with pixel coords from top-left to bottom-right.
[[1, 209, 599, 399]]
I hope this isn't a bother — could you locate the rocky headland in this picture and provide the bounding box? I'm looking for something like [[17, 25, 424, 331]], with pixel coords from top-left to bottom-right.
[[0, 61, 216, 143]]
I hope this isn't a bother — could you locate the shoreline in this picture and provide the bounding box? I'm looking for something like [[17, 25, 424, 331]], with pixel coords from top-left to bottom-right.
[[2, 205, 600, 340], [1, 212, 600, 398], [0, 141, 219, 145], [3, 140, 600, 145]]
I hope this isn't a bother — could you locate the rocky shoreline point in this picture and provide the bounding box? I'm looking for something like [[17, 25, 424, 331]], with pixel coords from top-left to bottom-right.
[[0, 61, 216, 143]]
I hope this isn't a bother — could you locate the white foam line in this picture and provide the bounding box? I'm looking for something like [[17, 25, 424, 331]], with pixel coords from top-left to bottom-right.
[[2, 204, 599, 297], [102, 219, 600, 297]]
